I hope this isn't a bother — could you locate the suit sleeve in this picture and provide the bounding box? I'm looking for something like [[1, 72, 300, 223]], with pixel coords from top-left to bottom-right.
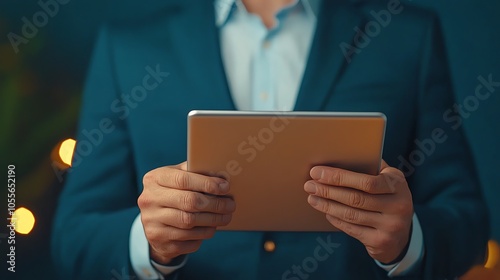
[[51, 25, 148, 279], [403, 16, 490, 279]]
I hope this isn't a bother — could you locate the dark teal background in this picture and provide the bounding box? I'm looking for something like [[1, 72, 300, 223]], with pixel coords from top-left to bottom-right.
[[0, 1, 498, 279]]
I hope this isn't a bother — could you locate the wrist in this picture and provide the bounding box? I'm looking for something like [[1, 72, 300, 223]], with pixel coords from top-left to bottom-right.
[[150, 247, 174, 265], [381, 222, 413, 265]]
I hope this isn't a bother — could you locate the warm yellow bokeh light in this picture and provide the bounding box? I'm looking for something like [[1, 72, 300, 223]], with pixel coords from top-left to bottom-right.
[[59, 138, 76, 166], [12, 207, 35, 235], [485, 240, 500, 269]]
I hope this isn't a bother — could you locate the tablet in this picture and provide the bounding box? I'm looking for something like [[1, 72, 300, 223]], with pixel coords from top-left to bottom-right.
[[187, 110, 386, 232]]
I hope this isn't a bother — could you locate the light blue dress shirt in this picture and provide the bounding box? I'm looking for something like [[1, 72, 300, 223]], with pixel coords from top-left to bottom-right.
[[129, 0, 424, 278]]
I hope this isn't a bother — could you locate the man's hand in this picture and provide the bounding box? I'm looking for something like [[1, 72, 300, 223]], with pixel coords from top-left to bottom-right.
[[138, 162, 235, 264], [304, 160, 413, 264]]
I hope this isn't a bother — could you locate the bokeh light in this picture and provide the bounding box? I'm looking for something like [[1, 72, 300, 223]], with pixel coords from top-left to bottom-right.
[[13, 207, 36, 235], [59, 138, 76, 166], [485, 240, 500, 269]]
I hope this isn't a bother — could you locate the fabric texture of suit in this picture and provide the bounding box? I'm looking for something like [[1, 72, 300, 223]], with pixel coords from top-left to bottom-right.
[[51, 1, 489, 279]]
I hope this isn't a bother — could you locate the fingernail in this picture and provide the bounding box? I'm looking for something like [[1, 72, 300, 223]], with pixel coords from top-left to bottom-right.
[[219, 181, 229, 192], [312, 167, 325, 180], [308, 195, 319, 206], [304, 182, 317, 194]]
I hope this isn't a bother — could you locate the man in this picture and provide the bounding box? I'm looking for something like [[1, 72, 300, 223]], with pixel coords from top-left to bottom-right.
[[51, 0, 489, 279]]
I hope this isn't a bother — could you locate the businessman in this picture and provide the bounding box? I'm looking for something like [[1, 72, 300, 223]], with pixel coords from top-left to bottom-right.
[[52, 0, 489, 279]]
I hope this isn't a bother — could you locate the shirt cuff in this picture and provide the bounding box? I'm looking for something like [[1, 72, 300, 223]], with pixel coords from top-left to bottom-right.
[[151, 256, 188, 276], [375, 213, 425, 277], [130, 214, 186, 279]]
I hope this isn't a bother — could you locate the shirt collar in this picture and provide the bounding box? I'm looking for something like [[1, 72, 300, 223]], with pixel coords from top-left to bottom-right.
[[215, 0, 321, 27]]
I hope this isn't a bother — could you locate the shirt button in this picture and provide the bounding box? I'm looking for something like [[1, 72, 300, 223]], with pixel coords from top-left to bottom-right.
[[260, 92, 269, 101], [264, 240, 276, 252]]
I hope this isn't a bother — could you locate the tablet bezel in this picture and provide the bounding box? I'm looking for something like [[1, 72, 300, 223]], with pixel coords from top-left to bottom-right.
[[187, 110, 386, 232]]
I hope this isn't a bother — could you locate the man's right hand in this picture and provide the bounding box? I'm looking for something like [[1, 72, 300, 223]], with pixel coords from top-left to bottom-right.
[[138, 162, 235, 264]]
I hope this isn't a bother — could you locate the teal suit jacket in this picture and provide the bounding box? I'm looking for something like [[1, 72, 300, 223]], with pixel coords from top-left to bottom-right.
[[52, 1, 489, 279]]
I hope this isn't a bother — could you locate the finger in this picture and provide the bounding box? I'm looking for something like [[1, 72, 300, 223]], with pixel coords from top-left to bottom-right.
[[163, 189, 236, 214], [177, 161, 188, 171], [304, 181, 385, 212], [379, 166, 408, 193], [146, 225, 216, 242], [145, 166, 230, 195], [325, 214, 376, 245], [310, 166, 393, 194], [379, 159, 389, 171], [307, 195, 380, 228], [158, 208, 232, 229], [151, 240, 203, 262]]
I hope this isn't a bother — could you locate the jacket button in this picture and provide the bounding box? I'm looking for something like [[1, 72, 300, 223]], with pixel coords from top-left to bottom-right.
[[264, 240, 276, 252]]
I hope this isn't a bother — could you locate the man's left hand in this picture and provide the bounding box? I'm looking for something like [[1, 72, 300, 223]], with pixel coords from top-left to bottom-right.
[[304, 160, 413, 264]]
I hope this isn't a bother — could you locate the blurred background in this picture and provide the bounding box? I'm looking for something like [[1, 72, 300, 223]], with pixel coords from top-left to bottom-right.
[[0, 1, 499, 279]]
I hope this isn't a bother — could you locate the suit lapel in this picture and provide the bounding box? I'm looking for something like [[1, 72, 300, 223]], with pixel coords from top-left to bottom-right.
[[294, 0, 365, 111], [173, 2, 235, 110]]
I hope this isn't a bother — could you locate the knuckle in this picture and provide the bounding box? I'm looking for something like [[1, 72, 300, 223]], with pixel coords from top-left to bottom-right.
[[392, 198, 413, 217], [165, 230, 178, 241], [214, 198, 224, 212], [185, 240, 203, 254], [361, 178, 377, 193], [375, 234, 392, 249], [167, 242, 184, 256], [388, 220, 406, 234], [174, 172, 190, 189], [137, 194, 150, 209], [197, 194, 210, 210], [203, 178, 215, 194], [183, 193, 199, 211], [343, 208, 359, 223], [142, 171, 156, 187], [327, 170, 342, 185], [211, 214, 221, 225], [395, 201, 411, 215], [145, 227, 162, 244], [340, 219, 355, 235], [320, 200, 334, 215], [180, 211, 196, 228], [349, 192, 365, 208], [392, 168, 406, 180], [316, 184, 329, 199]]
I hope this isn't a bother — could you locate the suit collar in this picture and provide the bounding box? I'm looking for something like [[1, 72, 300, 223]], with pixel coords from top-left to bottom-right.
[[294, 0, 365, 111], [215, 0, 322, 27], [171, 0, 366, 111]]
